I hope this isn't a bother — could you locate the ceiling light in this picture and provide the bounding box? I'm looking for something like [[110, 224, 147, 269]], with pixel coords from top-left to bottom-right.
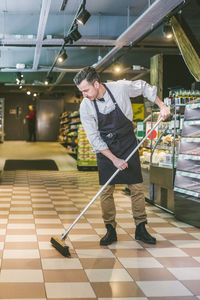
[[114, 65, 121, 73], [27, 91, 31, 95], [68, 26, 82, 42], [163, 24, 173, 39], [16, 72, 23, 81], [77, 8, 91, 25], [57, 50, 68, 64], [44, 76, 53, 85], [33, 93, 37, 97]]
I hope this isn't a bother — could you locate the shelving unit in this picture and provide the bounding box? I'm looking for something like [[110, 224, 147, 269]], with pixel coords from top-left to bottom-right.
[[174, 100, 200, 227], [77, 125, 97, 170], [0, 98, 5, 143], [58, 111, 80, 156]]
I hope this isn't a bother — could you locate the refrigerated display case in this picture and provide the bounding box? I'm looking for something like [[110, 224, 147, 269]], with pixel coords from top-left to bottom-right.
[[174, 101, 200, 227], [0, 98, 5, 143]]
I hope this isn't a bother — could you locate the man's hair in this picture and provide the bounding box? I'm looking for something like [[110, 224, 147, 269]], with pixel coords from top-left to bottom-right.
[[73, 66, 101, 86]]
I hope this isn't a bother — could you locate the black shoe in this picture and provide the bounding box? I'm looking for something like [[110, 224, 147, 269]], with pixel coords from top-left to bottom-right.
[[100, 224, 117, 246], [135, 221, 156, 244]]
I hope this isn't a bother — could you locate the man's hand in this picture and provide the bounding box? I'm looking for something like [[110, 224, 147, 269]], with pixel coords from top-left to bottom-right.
[[159, 105, 171, 121], [112, 158, 128, 171], [154, 96, 171, 121], [100, 149, 128, 170]]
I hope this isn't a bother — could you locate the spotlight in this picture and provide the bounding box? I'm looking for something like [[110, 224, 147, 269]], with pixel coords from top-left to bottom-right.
[[27, 91, 31, 95], [19, 85, 23, 89], [57, 50, 68, 64], [163, 24, 173, 39], [16, 72, 23, 81], [114, 66, 121, 73], [77, 8, 91, 25], [44, 76, 53, 85], [68, 25, 82, 42], [33, 93, 37, 97]]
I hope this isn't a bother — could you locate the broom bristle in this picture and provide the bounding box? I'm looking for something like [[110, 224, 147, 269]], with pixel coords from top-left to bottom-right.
[[50, 236, 71, 257]]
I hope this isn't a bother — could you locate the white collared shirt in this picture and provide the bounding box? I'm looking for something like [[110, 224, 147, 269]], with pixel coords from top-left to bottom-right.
[[80, 79, 157, 153]]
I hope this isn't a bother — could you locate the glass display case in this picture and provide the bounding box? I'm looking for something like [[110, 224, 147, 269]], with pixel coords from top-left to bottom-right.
[[0, 98, 5, 143], [174, 101, 200, 227]]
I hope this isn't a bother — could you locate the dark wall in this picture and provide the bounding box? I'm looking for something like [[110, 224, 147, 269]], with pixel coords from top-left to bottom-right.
[[4, 94, 36, 140], [4, 93, 64, 141], [163, 54, 194, 98]]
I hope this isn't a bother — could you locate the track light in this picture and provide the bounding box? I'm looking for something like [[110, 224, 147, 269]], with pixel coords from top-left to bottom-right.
[[16, 72, 23, 80], [163, 24, 173, 39], [44, 76, 53, 85], [77, 8, 90, 25], [57, 50, 68, 64], [68, 25, 82, 42]]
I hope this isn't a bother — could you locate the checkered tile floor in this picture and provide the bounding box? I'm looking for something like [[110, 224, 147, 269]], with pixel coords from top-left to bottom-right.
[[0, 170, 200, 300]]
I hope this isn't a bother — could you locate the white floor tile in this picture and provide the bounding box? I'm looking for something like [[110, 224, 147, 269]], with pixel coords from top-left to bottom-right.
[[118, 257, 163, 268], [0, 229, 6, 235], [35, 218, 61, 224], [76, 249, 115, 259], [147, 247, 188, 257], [148, 217, 168, 223], [36, 229, 63, 235], [155, 212, 174, 218], [86, 218, 104, 224], [98, 298, 148, 300], [194, 257, 200, 263], [7, 224, 35, 229], [170, 240, 200, 248], [95, 228, 126, 235], [118, 222, 135, 228], [0, 219, 8, 224], [68, 234, 100, 242], [10, 207, 32, 211], [63, 223, 92, 229], [41, 258, 82, 269], [153, 227, 185, 234], [108, 240, 142, 249], [169, 221, 193, 228], [136, 280, 192, 297], [5, 235, 37, 242], [168, 267, 200, 280], [0, 270, 43, 282], [9, 214, 33, 219], [86, 268, 133, 282], [3, 249, 40, 259], [33, 211, 57, 215], [45, 282, 96, 298], [191, 233, 200, 240]]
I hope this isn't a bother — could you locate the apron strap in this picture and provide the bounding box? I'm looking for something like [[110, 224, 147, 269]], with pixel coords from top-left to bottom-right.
[[102, 83, 117, 105]]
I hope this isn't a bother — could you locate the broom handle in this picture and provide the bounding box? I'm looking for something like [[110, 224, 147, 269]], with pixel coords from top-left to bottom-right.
[[62, 118, 163, 240]]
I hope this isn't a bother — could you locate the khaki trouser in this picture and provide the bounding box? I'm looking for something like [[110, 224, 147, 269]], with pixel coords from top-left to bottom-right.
[[100, 183, 147, 228]]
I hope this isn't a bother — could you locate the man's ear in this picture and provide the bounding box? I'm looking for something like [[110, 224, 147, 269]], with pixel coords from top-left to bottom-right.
[[93, 80, 100, 89]]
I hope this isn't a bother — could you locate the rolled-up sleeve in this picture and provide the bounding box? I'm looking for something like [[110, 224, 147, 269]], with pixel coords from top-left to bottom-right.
[[124, 80, 157, 103], [80, 100, 108, 153]]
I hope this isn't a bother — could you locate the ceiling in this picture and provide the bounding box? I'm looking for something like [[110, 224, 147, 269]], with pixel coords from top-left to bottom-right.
[[0, 0, 199, 99]]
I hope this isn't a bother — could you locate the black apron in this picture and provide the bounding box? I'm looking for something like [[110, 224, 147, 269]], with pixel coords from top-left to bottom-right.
[[94, 84, 143, 185]]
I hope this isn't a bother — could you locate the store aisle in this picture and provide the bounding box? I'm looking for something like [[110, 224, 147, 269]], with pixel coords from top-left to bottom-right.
[[0, 141, 77, 171], [0, 170, 200, 299]]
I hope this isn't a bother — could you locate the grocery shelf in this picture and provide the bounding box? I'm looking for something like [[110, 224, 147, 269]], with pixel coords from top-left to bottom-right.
[[176, 170, 200, 179], [174, 187, 200, 198], [179, 154, 200, 160]]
